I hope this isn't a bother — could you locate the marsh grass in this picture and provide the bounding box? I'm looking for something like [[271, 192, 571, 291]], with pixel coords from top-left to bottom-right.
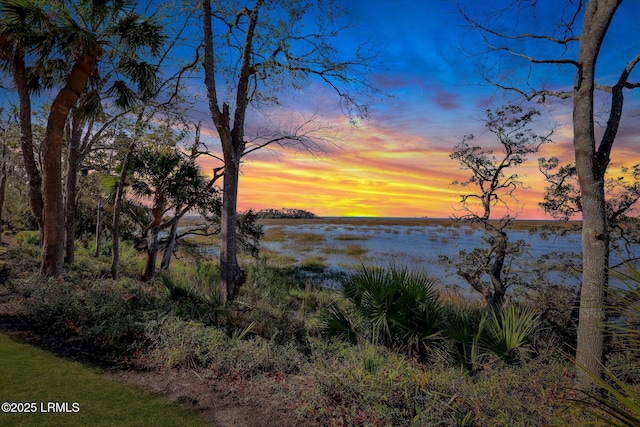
[[262, 227, 287, 242], [259, 249, 297, 267], [322, 244, 368, 257], [299, 256, 328, 271], [291, 232, 326, 242], [334, 234, 370, 241]]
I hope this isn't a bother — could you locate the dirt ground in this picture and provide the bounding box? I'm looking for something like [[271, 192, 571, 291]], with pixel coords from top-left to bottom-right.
[[109, 366, 315, 426]]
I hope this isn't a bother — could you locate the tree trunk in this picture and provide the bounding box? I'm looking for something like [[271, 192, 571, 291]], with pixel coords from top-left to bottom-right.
[[94, 199, 103, 257], [41, 54, 95, 277], [0, 142, 7, 244], [64, 132, 80, 264], [487, 229, 508, 308], [141, 225, 160, 281], [573, 0, 619, 387], [160, 215, 179, 270], [111, 142, 135, 280], [219, 157, 245, 304], [11, 47, 44, 238]]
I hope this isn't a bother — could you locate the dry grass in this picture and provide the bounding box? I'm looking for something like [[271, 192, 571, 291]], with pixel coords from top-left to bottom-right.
[[322, 244, 368, 257], [291, 233, 326, 242], [334, 234, 370, 241], [262, 227, 287, 242]]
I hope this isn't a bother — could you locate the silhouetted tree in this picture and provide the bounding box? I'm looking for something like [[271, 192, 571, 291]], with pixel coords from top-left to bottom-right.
[[461, 0, 640, 385], [201, 0, 377, 303], [448, 105, 550, 307]]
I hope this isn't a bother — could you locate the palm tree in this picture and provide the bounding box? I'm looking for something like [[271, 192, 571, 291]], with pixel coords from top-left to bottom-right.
[[0, 0, 165, 277], [128, 144, 217, 281]]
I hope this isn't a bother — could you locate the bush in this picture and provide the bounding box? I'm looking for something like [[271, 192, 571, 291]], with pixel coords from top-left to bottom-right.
[[145, 315, 228, 368], [322, 264, 445, 358], [146, 314, 305, 373], [303, 341, 437, 426], [481, 304, 540, 364], [11, 272, 165, 354]]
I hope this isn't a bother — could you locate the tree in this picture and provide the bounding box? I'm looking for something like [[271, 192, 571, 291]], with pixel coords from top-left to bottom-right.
[[540, 158, 640, 267], [201, 0, 375, 303], [129, 146, 211, 280], [447, 104, 550, 308], [0, 106, 20, 242], [0, 1, 46, 238], [0, 0, 165, 277], [462, 0, 640, 386]]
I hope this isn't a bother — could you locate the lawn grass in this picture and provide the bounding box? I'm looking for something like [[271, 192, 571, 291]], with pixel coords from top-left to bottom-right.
[[0, 332, 208, 427]]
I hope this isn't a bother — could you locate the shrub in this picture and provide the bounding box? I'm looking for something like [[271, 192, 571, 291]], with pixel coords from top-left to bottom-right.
[[481, 304, 540, 364], [303, 341, 437, 426], [145, 314, 228, 368], [442, 303, 485, 370], [15, 230, 40, 246], [322, 264, 445, 358]]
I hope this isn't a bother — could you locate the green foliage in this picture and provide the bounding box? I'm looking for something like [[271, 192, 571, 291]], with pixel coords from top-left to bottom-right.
[[304, 341, 436, 426], [15, 230, 39, 246], [481, 304, 540, 364], [442, 303, 484, 370], [324, 265, 445, 358], [11, 273, 163, 353], [145, 314, 304, 373], [145, 315, 228, 368]]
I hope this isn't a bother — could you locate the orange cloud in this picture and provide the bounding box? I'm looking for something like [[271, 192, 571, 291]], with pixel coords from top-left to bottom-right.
[[197, 115, 583, 219]]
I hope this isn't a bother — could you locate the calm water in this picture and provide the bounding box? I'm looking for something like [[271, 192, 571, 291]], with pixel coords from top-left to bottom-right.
[[196, 219, 636, 293], [259, 222, 586, 291]]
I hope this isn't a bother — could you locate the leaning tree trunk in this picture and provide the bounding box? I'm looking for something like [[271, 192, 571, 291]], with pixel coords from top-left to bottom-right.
[[219, 157, 245, 304], [142, 225, 160, 281], [572, 0, 618, 387], [160, 214, 180, 270], [111, 141, 135, 280], [12, 48, 44, 239], [487, 228, 508, 309], [41, 54, 95, 277]]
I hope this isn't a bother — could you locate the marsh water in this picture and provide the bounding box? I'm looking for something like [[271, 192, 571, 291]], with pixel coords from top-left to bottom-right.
[[195, 218, 636, 294], [257, 219, 588, 293]]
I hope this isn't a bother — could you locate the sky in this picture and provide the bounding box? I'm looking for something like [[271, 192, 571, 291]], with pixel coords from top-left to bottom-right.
[[194, 0, 640, 219]]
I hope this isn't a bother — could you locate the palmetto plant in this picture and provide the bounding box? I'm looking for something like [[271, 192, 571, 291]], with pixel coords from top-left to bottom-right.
[[322, 265, 445, 357], [443, 304, 484, 371], [129, 145, 208, 280], [480, 303, 540, 364]]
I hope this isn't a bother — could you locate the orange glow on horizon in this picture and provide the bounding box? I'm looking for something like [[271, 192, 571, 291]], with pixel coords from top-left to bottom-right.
[[196, 117, 595, 220]]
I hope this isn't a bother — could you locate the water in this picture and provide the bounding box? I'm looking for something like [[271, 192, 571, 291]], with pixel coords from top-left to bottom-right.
[[197, 220, 637, 293], [260, 222, 586, 290]]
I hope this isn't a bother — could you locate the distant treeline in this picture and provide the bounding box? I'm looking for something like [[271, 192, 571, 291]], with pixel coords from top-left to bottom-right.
[[255, 208, 317, 219]]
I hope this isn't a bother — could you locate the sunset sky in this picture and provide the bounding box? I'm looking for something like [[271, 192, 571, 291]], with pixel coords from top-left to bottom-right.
[[195, 1, 640, 219]]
